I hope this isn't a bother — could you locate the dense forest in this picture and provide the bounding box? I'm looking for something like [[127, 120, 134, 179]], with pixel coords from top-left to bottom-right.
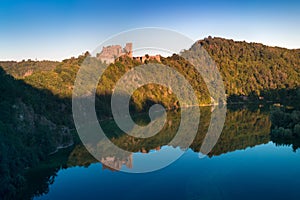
[[198, 37, 300, 100], [1, 37, 300, 199], [0, 68, 74, 199], [0, 60, 58, 79], [11, 37, 300, 108], [269, 89, 300, 149]]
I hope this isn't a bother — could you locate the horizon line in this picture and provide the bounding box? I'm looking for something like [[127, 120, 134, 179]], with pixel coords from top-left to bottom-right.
[[1, 36, 299, 62]]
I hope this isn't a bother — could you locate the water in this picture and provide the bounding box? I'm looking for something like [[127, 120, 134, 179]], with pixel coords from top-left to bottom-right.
[[27, 107, 300, 200]]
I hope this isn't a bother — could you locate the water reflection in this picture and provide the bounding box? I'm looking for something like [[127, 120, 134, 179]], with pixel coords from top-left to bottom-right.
[[23, 106, 276, 199], [66, 106, 272, 170]]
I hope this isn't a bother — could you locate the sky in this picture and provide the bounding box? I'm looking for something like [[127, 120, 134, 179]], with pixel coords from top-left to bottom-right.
[[0, 0, 299, 61]]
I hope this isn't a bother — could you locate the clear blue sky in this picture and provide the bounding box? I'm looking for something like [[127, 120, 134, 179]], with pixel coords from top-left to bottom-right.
[[1, 0, 299, 61]]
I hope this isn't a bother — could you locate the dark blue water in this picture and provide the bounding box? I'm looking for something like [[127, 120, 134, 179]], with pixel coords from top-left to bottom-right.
[[29, 107, 300, 200], [34, 142, 300, 200]]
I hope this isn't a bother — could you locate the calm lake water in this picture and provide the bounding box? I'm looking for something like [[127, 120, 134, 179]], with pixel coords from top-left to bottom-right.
[[26, 106, 300, 200]]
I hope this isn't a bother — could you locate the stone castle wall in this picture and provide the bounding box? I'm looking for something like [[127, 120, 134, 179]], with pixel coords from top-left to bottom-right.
[[97, 43, 133, 63], [97, 42, 160, 64]]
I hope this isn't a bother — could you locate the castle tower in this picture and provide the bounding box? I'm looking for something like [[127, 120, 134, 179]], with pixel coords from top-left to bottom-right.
[[124, 43, 133, 58]]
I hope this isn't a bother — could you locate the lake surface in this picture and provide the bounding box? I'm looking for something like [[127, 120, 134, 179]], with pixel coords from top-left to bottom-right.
[[25, 106, 300, 200]]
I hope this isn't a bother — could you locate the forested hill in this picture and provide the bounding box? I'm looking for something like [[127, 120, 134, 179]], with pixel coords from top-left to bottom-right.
[[0, 67, 74, 199], [1, 37, 300, 199], [198, 37, 300, 98], [0, 60, 58, 78], [2, 37, 300, 109]]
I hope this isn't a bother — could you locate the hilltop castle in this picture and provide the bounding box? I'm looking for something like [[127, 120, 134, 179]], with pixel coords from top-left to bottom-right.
[[97, 43, 133, 64], [97, 43, 160, 64]]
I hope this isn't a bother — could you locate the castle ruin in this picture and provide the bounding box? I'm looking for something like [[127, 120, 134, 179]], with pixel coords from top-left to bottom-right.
[[97, 42, 160, 64], [97, 43, 132, 64]]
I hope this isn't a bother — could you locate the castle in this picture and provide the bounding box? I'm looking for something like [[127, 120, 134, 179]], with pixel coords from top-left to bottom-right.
[[97, 43, 133, 64], [97, 42, 160, 64]]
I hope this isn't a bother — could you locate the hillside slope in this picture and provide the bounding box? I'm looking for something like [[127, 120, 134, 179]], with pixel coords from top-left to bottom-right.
[[198, 37, 300, 97], [0, 67, 74, 199], [14, 37, 300, 111]]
